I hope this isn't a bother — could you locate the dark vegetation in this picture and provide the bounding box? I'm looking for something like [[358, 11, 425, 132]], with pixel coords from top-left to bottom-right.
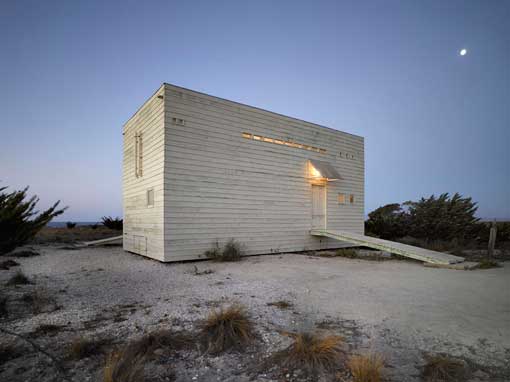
[[6, 271, 32, 285], [69, 336, 113, 359], [0, 185, 66, 255], [204, 239, 244, 261], [0, 259, 19, 270], [267, 300, 293, 309], [200, 304, 255, 353], [102, 216, 123, 230], [422, 354, 467, 382], [365, 193, 510, 253], [66, 222, 76, 229]]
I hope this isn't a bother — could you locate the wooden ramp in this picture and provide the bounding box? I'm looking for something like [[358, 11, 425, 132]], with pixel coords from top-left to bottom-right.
[[311, 230, 464, 265]]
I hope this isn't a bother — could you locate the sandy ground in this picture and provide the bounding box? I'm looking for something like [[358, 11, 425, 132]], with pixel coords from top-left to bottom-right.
[[1, 245, 509, 381]]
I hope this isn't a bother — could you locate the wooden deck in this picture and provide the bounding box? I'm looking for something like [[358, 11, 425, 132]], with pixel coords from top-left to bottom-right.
[[311, 230, 465, 265]]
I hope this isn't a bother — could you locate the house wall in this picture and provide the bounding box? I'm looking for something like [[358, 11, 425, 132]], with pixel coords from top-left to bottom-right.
[[162, 83, 364, 262], [122, 85, 166, 261]]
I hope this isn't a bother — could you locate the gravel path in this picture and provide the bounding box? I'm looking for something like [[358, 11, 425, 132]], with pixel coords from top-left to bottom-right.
[[1, 245, 509, 381]]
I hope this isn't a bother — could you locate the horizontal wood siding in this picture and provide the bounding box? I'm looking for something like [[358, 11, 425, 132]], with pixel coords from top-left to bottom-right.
[[163, 84, 364, 261], [122, 85, 165, 261]]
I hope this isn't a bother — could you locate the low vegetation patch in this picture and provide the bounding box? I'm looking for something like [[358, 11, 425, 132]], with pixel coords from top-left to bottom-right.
[[273, 332, 345, 373], [128, 329, 193, 357], [0, 259, 19, 270], [103, 349, 145, 382], [6, 270, 32, 285], [0, 295, 7, 318], [193, 265, 214, 276], [422, 354, 467, 382], [29, 323, 65, 337], [267, 300, 293, 309], [9, 250, 40, 257], [21, 290, 59, 314], [102, 216, 123, 230], [204, 239, 244, 262], [0, 343, 23, 366], [335, 248, 358, 258], [69, 336, 113, 359], [477, 258, 501, 269], [348, 353, 384, 382], [201, 304, 255, 353], [66, 222, 76, 229]]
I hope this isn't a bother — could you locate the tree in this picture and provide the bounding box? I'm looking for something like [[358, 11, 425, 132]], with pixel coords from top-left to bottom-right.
[[404, 193, 479, 242], [365, 203, 407, 240], [0, 186, 66, 255]]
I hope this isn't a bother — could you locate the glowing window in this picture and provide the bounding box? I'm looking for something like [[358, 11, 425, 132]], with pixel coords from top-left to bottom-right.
[[350, 194, 355, 204], [253, 135, 262, 141], [274, 139, 284, 145], [242, 132, 252, 139], [338, 193, 346, 204], [263, 137, 274, 143], [135, 133, 143, 178]]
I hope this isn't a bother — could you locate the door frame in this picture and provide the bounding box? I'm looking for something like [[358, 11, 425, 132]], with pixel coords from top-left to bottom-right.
[[311, 184, 327, 230]]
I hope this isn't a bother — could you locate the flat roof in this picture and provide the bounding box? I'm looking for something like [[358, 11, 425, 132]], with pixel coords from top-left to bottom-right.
[[124, 83, 363, 140]]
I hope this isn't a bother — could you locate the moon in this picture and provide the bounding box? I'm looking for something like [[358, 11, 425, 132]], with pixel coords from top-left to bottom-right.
[[460, 48, 467, 56]]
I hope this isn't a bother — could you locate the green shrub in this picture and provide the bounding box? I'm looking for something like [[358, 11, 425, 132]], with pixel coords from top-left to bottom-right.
[[0, 185, 66, 255], [102, 216, 123, 230], [365, 203, 407, 240], [66, 222, 76, 229], [204, 239, 244, 262]]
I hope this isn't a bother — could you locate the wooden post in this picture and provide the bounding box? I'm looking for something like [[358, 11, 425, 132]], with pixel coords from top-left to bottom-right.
[[488, 220, 497, 258]]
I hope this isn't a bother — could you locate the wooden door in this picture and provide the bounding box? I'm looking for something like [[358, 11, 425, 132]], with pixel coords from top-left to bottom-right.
[[312, 185, 326, 230]]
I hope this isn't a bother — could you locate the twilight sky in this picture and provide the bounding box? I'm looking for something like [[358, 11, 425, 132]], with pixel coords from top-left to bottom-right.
[[1, 0, 509, 221]]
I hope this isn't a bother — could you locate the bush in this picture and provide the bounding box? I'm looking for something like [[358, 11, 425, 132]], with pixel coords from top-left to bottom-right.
[[422, 354, 467, 382], [102, 216, 123, 230], [365, 203, 407, 240], [6, 270, 32, 285], [103, 349, 145, 382], [0, 185, 66, 255], [201, 304, 255, 353], [273, 332, 345, 373], [365, 193, 481, 243], [69, 336, 112, 359], [348, 353, 384, 382], [66, 222, 76, 229], [405, 193, 479, 242], [204, 239, 244, 262], [0, 295, 7, 318]]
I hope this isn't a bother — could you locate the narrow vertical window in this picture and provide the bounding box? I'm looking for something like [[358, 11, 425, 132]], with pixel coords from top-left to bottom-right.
[[135, 133, 143, 178], [350, 194, 355, 204], [147, 188, 154, 207]]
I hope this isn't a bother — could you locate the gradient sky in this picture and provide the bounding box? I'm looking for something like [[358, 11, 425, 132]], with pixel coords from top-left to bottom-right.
[[1, 0, 509, 221]]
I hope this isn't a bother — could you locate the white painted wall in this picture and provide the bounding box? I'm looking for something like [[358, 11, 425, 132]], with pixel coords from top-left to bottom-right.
[[162, 84, 364, 262], [122, 85, 166, 261]]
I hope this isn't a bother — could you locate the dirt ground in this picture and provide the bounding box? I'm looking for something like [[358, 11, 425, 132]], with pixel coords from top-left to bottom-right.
[[1, 245, 509, 381]]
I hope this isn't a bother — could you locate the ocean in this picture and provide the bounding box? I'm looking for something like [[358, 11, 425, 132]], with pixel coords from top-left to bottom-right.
[[47, 222, 101, 228]]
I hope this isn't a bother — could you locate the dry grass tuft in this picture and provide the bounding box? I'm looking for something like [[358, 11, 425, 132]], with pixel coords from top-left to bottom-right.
[[103, 350, 145, 382], [69, 336, 113, 359], [267, 300, 293, 309], [422, 355, 467, 382], [201, 304, 255, 353], [274, 332, 345, 373], [128, 329, 193, 357], [6, 270, 32, 285], [348, 353, 384, 382], [21, 290, 59, 314]]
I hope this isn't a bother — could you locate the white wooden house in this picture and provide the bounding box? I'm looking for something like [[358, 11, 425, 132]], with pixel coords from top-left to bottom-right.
[[122, 83, 364, 262]]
